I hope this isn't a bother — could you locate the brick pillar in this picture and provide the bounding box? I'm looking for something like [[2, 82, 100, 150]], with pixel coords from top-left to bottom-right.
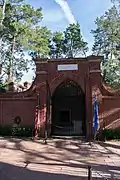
[[35, 60, 48, 137], [88, 56, 102, 139], [38, 85, 47, 137], [85, 75, 93, 140]]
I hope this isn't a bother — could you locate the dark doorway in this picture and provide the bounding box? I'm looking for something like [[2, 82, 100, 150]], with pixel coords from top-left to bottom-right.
[[52, 79, 86, 136], [59, 110, 71, 127]]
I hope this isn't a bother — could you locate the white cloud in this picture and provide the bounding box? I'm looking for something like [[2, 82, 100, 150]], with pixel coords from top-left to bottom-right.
[[55, 0, 76, 24]]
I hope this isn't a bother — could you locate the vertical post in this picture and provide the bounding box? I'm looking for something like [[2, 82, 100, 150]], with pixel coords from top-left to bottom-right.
[[37, 92, 40, 137], [44, 80, 48, 144], [34, 92, 40, 139], [37, 92, 40, 108], [88, 166, 92, 180], [84, 76, 87, 138], [102, 103, 106, 142]]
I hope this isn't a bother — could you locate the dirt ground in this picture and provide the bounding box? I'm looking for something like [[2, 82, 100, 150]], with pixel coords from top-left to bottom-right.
[[0, 137, 120, 180]]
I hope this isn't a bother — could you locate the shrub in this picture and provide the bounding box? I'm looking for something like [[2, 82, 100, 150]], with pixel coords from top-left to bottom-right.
[[103, 129, 120, 140], [0, 126, 12, 136], [0, 126, 33, 137]]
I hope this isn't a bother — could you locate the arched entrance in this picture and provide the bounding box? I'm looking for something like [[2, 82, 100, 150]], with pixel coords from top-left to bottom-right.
[[52, 79, 86, 136]]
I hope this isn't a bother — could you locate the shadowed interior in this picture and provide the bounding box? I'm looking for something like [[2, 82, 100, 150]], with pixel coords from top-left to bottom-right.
[[51, 79, 86, 136]]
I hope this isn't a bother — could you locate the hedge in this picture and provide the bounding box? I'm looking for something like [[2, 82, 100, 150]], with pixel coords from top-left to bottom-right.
[[0, 126, 33, 137], [102, 129, 120, 140]]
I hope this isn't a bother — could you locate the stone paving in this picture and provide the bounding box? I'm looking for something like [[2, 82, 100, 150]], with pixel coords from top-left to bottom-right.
[[0, 138, 120, 180]]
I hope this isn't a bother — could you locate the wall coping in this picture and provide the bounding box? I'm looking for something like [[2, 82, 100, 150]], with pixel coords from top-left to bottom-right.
[[0, 97, 36, 100], [103, 96, 120, 99], [35, 55, 103, 64]]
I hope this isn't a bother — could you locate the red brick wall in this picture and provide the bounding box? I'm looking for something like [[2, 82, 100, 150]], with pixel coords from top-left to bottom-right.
[[0, 98, 36, 127], [35, 57, 100, 138], [0, 56, 120, 139], [99, 96, 120, 130]]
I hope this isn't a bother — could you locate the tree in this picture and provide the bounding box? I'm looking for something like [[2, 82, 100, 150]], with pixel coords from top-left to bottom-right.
[[63, 23, 88, 58], [0, 0, 6, 26], [111, 0, 120, 6], [91, 4, 120, 88], [49, 23, 88, 58], [102, 58, 120, 88], [49, 32, 64, 59], [0, 0, 51, 83], [28, 26, 51, 59]]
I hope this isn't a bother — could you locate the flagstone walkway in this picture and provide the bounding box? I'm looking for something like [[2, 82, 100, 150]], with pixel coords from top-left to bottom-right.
[[0, 138, 120, 180]]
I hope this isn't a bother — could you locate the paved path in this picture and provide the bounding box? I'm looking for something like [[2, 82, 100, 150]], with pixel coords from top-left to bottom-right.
[[0, 138, 120, 180]]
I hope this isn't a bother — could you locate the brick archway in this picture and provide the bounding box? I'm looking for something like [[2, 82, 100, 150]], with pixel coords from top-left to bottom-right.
[[49, 73, 85, 96], [51, 78, 86, 136]]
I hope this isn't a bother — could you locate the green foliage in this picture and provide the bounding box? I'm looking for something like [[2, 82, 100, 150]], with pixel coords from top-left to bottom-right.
[[0, 126, 33, 137], [111, 0, 120, 5], [49, 32, 64, 59], [12, 127, 33, 137], [0, 5, 2, 22], [0, 85, 6, 93], [103, 129, 120, 140], [0, 126, 12, 136], [91, 4, 120, 88], [91, 6, 120, 57], [0, 77, 7, 92], [28, 26, 51, 59], [0, 0, 51, 83], [64, 23, 88, 58], [49, 23, 88, 58], [102, 59, 120, 89]]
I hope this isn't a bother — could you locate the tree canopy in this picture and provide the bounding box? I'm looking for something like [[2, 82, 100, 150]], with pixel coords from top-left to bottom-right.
[[91, 2, 120, 88], [49, 23, 88, 58], [0, 0, 120, 90], [0, 0, 51, 83]]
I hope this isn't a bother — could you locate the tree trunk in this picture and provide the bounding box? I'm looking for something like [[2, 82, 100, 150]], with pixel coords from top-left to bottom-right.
[[8, 36, 15, 83], [0, 0, 6, 66], [0, 0, 6, 26]]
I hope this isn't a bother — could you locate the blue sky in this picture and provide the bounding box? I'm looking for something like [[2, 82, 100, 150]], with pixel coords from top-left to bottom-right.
[[22, 0, 112, 82], [27, 0, 112, 49]]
